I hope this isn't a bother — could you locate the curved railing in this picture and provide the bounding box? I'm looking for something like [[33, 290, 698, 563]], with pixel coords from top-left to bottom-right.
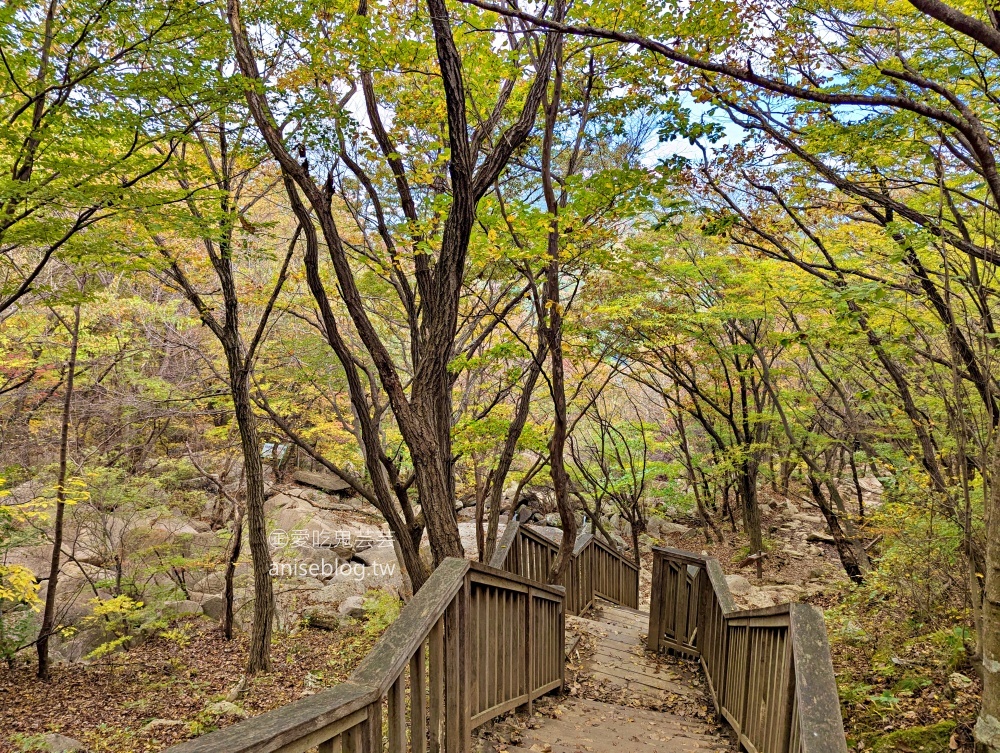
[[648, 546, 848, 753], [163, 558, 565, 753], [490, 510, 639, 614]]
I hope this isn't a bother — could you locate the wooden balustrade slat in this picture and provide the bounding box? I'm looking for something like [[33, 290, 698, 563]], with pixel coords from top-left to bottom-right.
[[411, 643, 427, 753], [388, 674, 405, 753]]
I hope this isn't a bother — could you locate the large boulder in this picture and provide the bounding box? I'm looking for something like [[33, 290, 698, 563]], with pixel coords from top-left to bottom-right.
[[200, 595, 226, 621], [303, 606, 341, 631], [191, 572, 226, 595], [646, 517, 691, 538], [164, 599, 203, 617], [725, 574, 753, 596], [310, 575, 367, 606], [806, 531, 835, 544], [338, 595, 366, 618]]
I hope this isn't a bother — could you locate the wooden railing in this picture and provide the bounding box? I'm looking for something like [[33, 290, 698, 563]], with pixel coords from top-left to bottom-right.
[[163, 558, 565, 753], [648, 547, 848, 753], [490, 511, 639, 614]]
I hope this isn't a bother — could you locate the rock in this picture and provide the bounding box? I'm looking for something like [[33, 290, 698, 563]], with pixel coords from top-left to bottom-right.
[[725, 575, 753, 596], [806, 531, 835, 544], [872, 721, 955, 753], [646, 517, 690, 538], [949, 672, 974, 691], [311, 575, 366, 605], [164, 600, 203, 616], [338, 595, 366, 618], [142, 719, 186, 732], [293, 470, 353, 495], [456, 506, 477, 521], [39, 734, 88, 752], [638, 533, 654, 554], [543, 513, 562, 528], [355, 545, 398, 569], [225, 676, 248, 702], [792, 513, 824, 525], [191, 572, 226, 595], [200, 595, 226, 621], [743, 591, 776, 609], [288, 547, 345, 579], [293, 577, 326, 591], [781, 547, 805, 559], [189, 531, 227, 553], [265, 492, 297, 513], [303, 606, 341, 631], [203, 701, 248, 719], [52, 626, 108, 663]]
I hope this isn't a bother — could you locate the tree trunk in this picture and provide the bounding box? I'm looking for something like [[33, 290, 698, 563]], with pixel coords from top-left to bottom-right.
[[540, 41, 577, 584], [808, 475, 865, 585], [737, 459, 763, 557], [230, 368, 274, 675], [976, 449, 1000, 752], [37, 304, 80, 681], [223, 506, 243, 640], [483, 357, 544, 563]]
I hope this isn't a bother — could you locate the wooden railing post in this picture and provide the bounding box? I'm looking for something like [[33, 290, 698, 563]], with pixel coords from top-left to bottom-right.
[[648, 550, 663, 652]]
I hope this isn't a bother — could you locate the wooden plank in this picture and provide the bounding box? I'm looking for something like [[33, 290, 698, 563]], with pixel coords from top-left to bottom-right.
[[162, 683, 377, 753], [387, 675, 404, 753], [444, 599, 460, 753], [428, 619, 443, 753], [410, 643, 427, 753], [789, 604, 849, 753], [366, 700, 382, 753], [459, 577, 471, 753], [523, 588, 534, 714], [269, 710, 365, 753]]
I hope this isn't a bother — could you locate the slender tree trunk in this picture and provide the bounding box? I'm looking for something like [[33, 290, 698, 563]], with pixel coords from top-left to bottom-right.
[[483, 357, 545, 563], [976, 447, 1000, 752], [676, 407, 720, 543], [848, 446, 865, 521], [807, 475, 864, 584], [230, 368, 274, 675], [737, 459, 763, 557], [223, 506, 243, 640], [37, 304, 80, 681]]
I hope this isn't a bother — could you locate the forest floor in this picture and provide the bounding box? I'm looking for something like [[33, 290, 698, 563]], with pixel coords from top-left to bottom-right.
[[0, 490, 982, 753], [0, 616, 383, 753], [651, 488, 981, 753]]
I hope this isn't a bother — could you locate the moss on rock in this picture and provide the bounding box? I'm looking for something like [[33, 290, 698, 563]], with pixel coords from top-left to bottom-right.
[[872, 721, 956, 752]]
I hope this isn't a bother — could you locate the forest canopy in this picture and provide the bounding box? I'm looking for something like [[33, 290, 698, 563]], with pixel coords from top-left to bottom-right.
[[1, 0, 999, 750]]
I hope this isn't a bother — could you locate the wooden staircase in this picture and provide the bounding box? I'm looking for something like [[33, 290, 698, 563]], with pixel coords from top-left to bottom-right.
[[484, 599, 733, 752], [159, 529, 848, 753]]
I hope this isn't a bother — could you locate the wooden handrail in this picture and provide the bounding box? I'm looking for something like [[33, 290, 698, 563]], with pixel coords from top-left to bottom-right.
[[490, 511, 639, 614], [648, 546, 848, 753], [163, 558, 565, 753]]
